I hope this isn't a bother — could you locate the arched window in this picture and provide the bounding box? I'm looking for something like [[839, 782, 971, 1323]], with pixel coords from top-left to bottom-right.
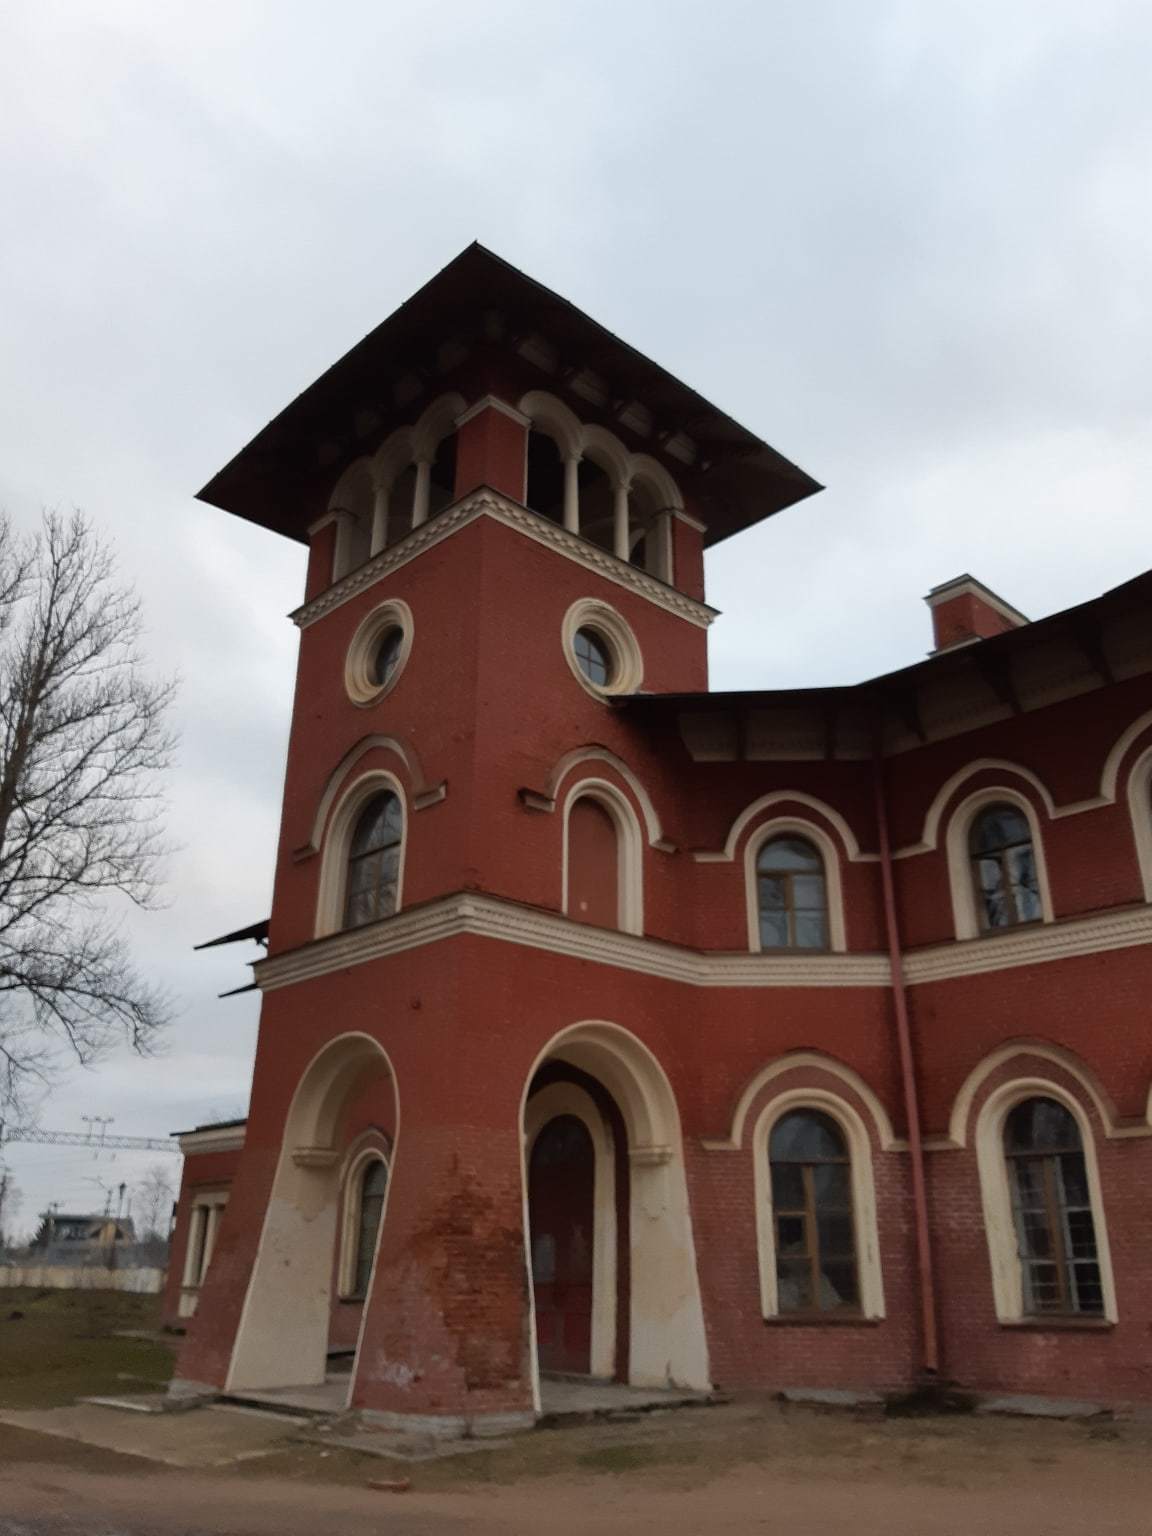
[[1003, 1097, 1103, 1316], [348, 1157, 389, 1300], [969, 803, 1041, 930], [756, 836, 828, 950], [769, 1110, 859, 1314], [566, 795, 620, 930], [343, 792, 402, 929]]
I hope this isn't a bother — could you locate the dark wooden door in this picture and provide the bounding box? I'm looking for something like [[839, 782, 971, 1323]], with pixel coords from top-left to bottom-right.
[[529, 1114, 595, 1374]]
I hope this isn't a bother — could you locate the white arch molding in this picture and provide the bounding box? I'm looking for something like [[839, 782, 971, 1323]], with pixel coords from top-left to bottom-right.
[[973, 1077, 1118, 1323], [315, 769, 408, 937], [1125, 744, 1152, 902], [336, 1135, 392, 1299], [945, 785, 1055, 941], [517, 391, 683, 580], [709, 1051, 898, 1153], [548, 746, 666, 847], [947, 1042, 1125, 1147], [751, 1089, 886, 1321], [561, 778, 645, 936], [524, 1082, 618, 1379], [226, 1033, 399, 1397], [517, 1021, 710, 1403], [699, 790, 870, 865], [744, 817, 848, 953]]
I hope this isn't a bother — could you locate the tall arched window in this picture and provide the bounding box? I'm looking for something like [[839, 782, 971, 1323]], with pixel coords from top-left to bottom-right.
[[769, 1110, 859, 1314], [756, 836, 828, 950], [969, 803, 1041, 930], [348, 1157, 389, 1300], [1004, 1097, 1103, 1316], [344, 792, 402, 929], [566, 795, 620, 930]]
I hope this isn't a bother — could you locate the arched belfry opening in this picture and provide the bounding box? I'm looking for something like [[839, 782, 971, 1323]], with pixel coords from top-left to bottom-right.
[[226, 1034, 398, 1399], [521, 1023, 710, 1395]]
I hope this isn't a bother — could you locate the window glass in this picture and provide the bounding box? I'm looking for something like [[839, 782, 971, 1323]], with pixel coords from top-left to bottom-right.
[[574, 627, 613, 688], [372, 626, 404, 688], [344, 792, 402, 929], [351, 1159, 388, 1299], [1004, 1097, 1102, 1316], [969, 803, 1041, 930], [769, 1110, 859, 1314], [756, 836, 828, 950]]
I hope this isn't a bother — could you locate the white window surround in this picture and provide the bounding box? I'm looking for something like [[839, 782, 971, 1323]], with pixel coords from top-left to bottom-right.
[[315, 769, 408, 938], [179, 1191, 229, 1318], [562, 598, 644, 700], [1126, 745, 1152, 903], [974, 1077, 1117, 1323], [561, 779, 645, 936], [946, 785, 1054, 941], [744, 818, 847, 954], [337, 1142, 391, 1300], [524, 1082, 618, 1380], [751, 1089, 886, 1321], [344, 598, 414, 706]]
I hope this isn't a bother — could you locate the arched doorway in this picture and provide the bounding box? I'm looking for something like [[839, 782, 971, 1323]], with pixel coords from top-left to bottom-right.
[[226, 1033, 398, 1397], [521, 1023, 709, 1396], [528, 1114, 595, 1374]]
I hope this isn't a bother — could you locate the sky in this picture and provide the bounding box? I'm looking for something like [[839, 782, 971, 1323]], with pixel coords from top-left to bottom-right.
[[0, 0, 1149, 1232]]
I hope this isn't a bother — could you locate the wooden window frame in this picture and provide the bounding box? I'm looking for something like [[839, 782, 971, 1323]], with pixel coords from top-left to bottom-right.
[[770, 1114, 860, 1318], [968, 804, 1042, 933], [756, 836, 830, 953], [1004, 1105, 1103, 1319]]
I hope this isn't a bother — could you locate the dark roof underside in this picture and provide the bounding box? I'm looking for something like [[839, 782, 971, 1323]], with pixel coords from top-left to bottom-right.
[[620, 569, 1152, 715], [197, 243, 821, 549]]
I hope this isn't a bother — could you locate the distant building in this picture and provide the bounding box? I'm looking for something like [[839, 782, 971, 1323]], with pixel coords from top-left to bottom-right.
[[31, 1212, 136, 1263], [167, 245, 1152, 1425]]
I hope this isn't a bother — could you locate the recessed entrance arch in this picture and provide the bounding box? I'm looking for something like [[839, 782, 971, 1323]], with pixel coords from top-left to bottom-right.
[[227, 1033, 398, 1396], [520, 1021, 710, 1399]]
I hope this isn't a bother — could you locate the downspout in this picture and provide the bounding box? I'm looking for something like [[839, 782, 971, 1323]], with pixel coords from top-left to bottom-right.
[[871, 726, 940, 1378]]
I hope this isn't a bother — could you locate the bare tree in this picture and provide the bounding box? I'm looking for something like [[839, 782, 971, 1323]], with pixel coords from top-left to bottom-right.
[[0, 1166, 20, 1251], [134, 1162, 175, 1243], [0, 510, 175, 1113]]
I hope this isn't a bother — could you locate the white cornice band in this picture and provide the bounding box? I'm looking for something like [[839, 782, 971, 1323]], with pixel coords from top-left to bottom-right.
[[253, 893, 1152, 995], [291, 489, 717, 632]]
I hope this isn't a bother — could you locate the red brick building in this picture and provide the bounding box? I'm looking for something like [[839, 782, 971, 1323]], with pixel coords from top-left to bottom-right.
[[166, 245, 1152, 1428]]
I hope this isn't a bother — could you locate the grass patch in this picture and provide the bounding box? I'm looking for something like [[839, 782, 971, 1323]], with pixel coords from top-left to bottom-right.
[[0, 1287, 175, 1409]]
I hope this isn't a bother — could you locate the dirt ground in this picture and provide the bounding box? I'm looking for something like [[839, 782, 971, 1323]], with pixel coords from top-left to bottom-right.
[[3, 1291, 1152, 1534]]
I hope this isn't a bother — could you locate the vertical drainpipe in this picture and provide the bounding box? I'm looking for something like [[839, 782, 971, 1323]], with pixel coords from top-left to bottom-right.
[[871, 720, 940, 1378]]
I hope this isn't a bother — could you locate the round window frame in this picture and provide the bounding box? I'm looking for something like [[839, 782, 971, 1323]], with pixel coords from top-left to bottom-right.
[[345, 598, 414, 706], [562, 599, 644, 700]]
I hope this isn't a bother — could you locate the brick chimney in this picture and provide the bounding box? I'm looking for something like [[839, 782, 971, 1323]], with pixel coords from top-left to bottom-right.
[[924, 574, 1028, 654]]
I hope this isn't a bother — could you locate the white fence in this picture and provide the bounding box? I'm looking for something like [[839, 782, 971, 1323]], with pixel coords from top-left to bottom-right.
[[0, 1264, 165, 1294]]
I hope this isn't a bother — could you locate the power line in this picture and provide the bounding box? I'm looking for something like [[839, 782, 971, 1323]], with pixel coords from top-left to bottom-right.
[[0, 1123, 178, 1154]]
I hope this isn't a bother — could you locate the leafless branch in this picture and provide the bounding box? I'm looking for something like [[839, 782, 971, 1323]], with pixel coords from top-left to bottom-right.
[[0, 509, 176, 1113]]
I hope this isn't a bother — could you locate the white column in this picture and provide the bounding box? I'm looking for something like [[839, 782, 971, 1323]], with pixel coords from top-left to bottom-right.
[[182, 1205, 209, 1289], [613, 482, 631, 561], [370, 484, 390, 556], [203, 1203, 223, 1274], [411, 459, 432, 529], [654, 510, 674, 582], [563, 455, 581, 534], [331, 509, 355, 580]]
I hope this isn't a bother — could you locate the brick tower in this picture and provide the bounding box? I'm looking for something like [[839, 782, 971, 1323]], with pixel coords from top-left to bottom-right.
[[172, 245, 820, 1428]]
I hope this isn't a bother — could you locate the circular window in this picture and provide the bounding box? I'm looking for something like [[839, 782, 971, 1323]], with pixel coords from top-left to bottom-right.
[[345, 599, 413, 705], [562, 599, 643, 698], [574, 627, 613, 688]]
